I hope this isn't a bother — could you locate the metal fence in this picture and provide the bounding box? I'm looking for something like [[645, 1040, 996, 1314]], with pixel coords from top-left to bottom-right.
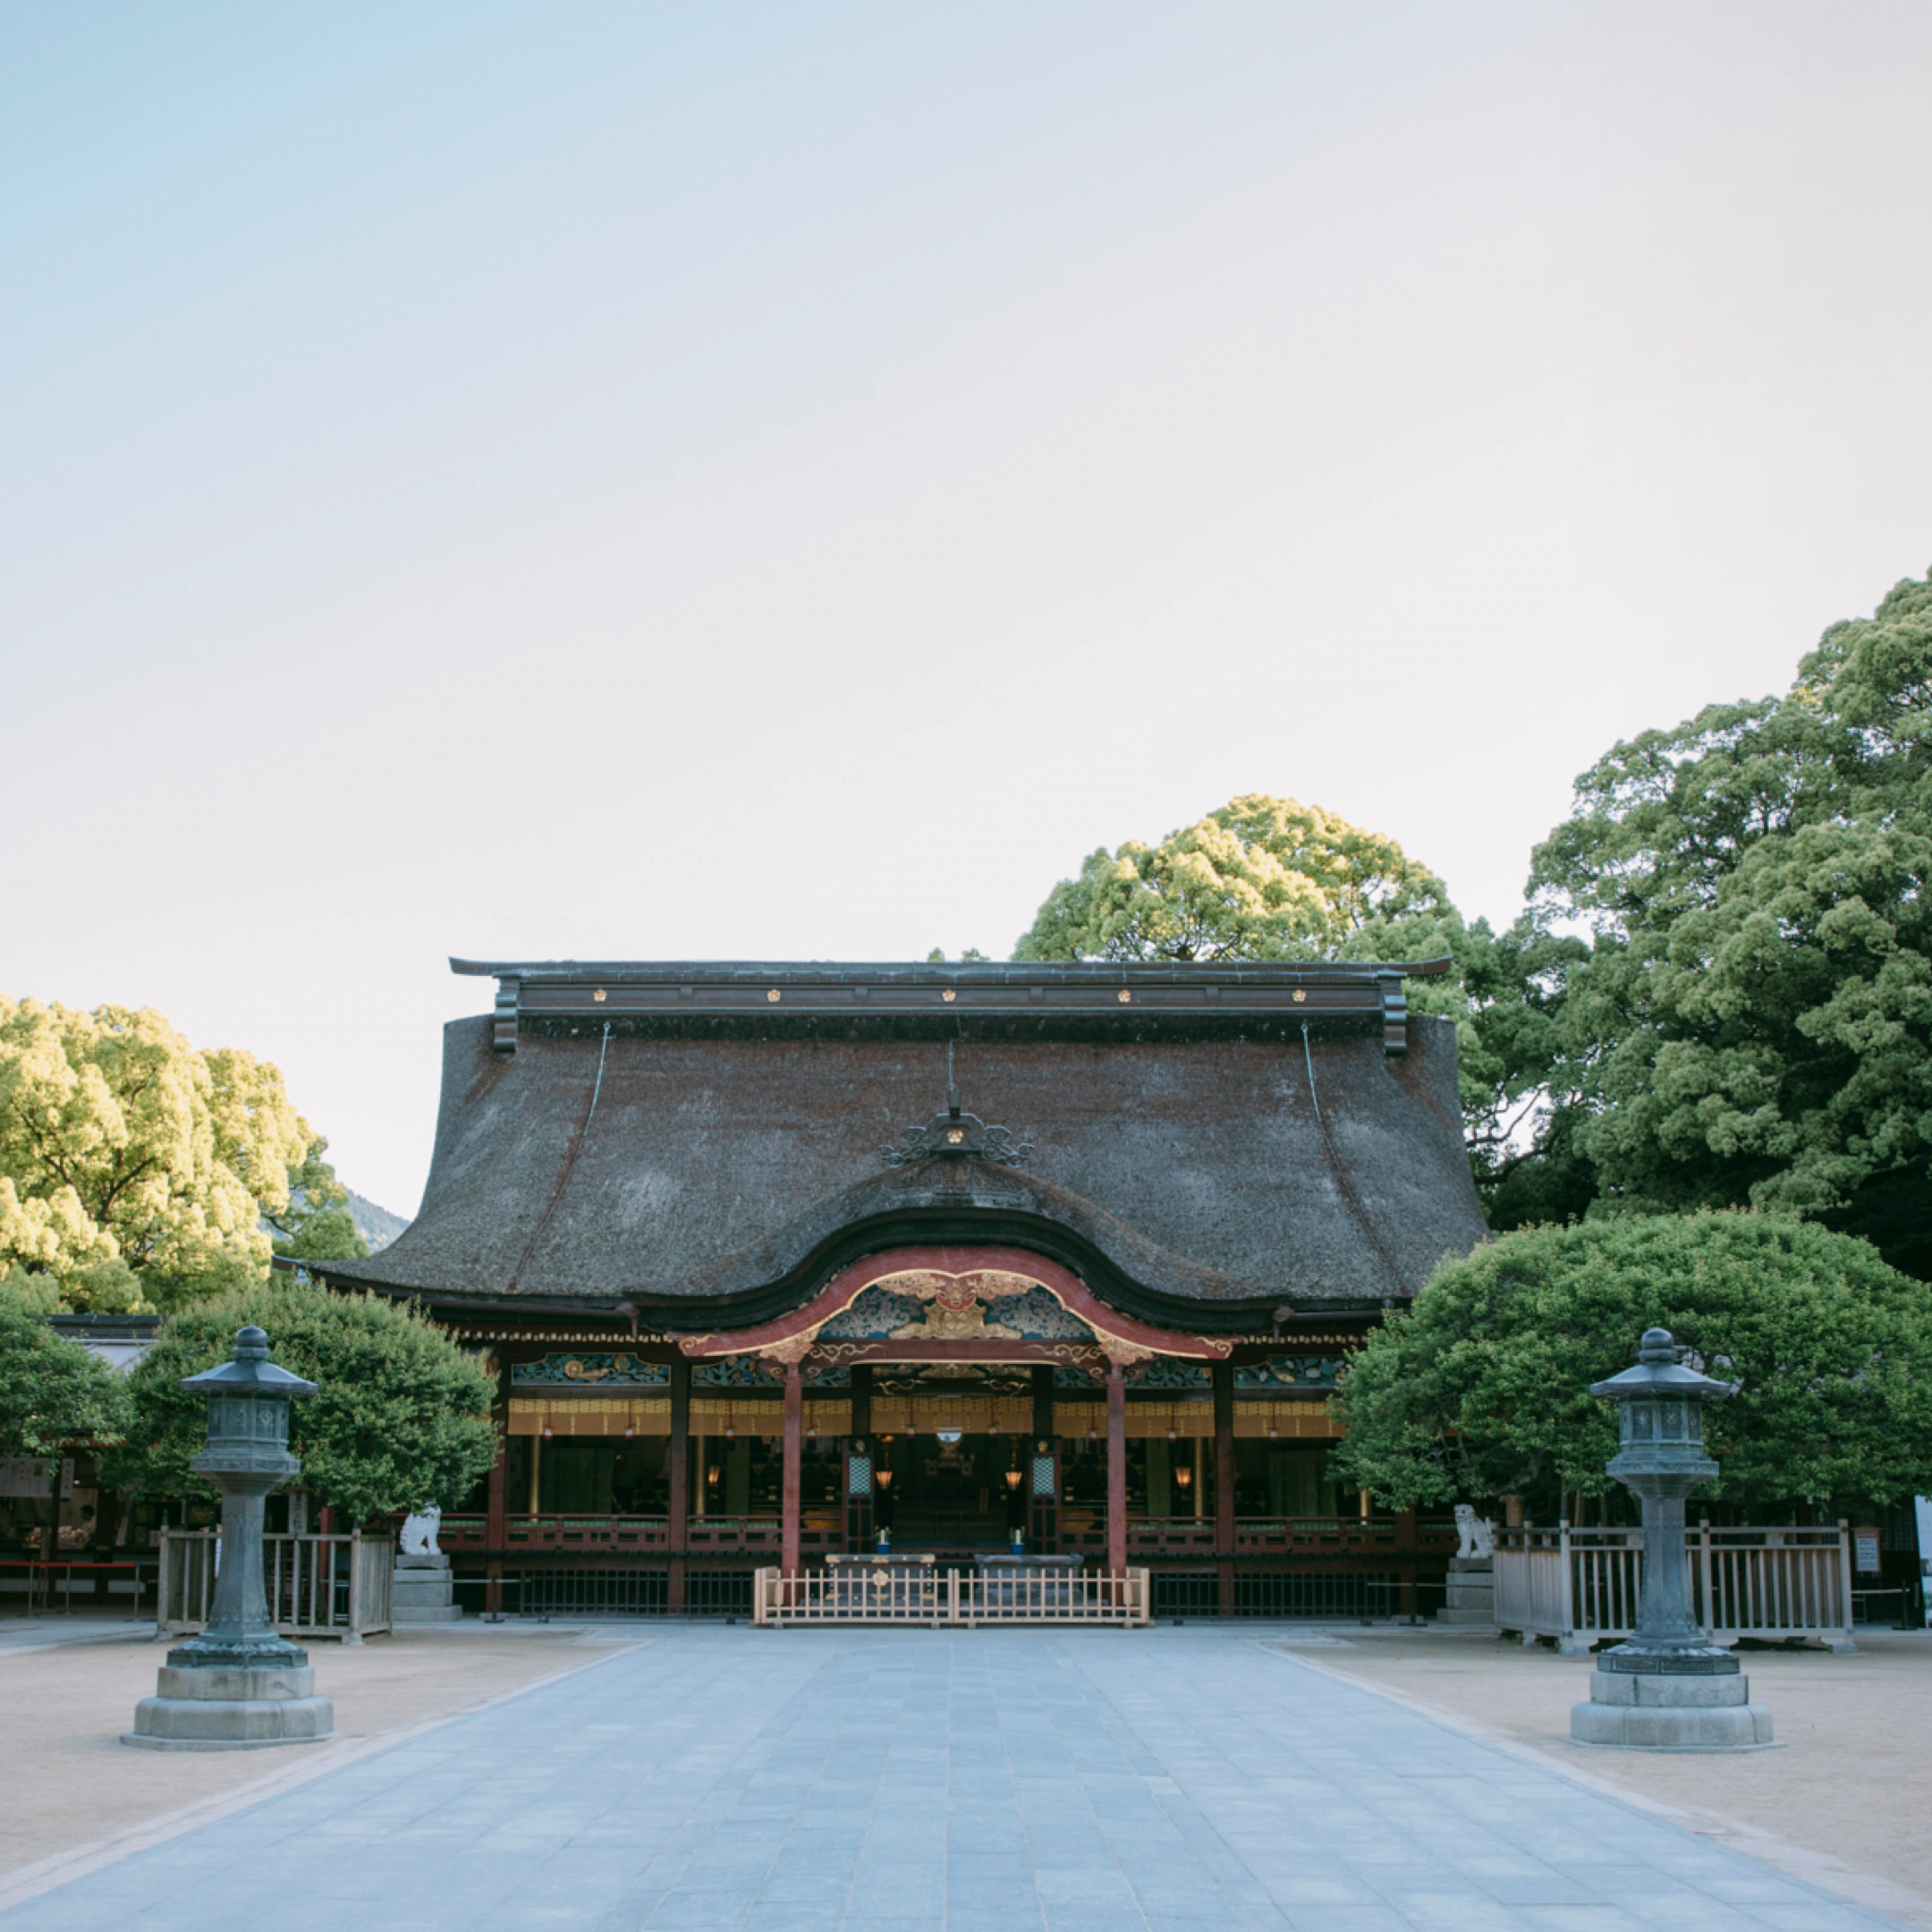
[[157, 1530, 394, 1642], [1493, 1521, 1854, 1654], [485, 1568, 757, 1617], [753, 1565, 1151, 1627], [1148, 1571, 1406, 1619], [1235, 1572, 1402, 1618]]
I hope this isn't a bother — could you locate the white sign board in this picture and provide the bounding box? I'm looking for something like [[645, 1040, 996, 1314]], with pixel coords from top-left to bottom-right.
[[0, 1458, 52, 1498]]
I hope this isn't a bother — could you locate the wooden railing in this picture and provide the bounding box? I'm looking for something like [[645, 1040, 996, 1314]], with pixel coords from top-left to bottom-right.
[[753, 1563, 1151, 1627], [435, 1509, 1453, 1570], [440, 1513, 669, 1551], [1065, 1513, 1456, 1556], [157, 1530, 394, 1643], [1493, 1521, 1855, 1654], [437, 1512, 843, 1554]]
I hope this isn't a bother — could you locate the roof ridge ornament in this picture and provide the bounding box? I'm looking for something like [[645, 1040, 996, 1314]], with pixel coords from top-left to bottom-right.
[[879, 1043, 1033, 1168]]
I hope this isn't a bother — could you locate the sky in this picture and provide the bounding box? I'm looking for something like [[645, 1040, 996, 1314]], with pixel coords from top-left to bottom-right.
[[4, 2, 1931, 1218]]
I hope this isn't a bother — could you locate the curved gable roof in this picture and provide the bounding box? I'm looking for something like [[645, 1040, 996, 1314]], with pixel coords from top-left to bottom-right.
[[312, 967, 1487, 1333]]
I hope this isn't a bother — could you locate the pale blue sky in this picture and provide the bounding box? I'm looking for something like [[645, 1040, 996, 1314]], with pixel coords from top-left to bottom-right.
[[5, 4, 1931, 1214]]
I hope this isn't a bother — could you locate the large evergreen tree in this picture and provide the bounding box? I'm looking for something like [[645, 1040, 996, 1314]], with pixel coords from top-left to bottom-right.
[[1011, 792, 1571, 1168], [1495, 571, 1932, 1275], [0, 997, 365, 1309]]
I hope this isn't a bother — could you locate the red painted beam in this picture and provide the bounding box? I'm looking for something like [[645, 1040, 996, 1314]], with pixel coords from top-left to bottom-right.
[[680, 1245, 1230, 1363]]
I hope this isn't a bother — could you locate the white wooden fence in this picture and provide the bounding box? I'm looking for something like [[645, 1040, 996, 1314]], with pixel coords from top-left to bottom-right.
[[753, 1564, 1151, 1627], [1493, 1521, 1855, 1654], [157, 1529, 394, 1642]]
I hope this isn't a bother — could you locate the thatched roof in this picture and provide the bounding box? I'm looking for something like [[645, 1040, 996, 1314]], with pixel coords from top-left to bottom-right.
[[307, 960, 1487, 1335]]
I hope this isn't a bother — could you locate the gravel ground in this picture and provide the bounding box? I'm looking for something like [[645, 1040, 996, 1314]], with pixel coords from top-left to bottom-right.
[[1284, 1621, 1932, 1929]]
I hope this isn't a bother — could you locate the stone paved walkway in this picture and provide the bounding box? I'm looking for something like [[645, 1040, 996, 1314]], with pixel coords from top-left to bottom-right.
[[0, 1624, 1905, 1932]]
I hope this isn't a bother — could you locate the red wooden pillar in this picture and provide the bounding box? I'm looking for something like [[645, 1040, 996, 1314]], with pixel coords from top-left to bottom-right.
[[484, 1348, 510, 1617], [666, 1357, 690, 1612], [1214, 1361, 1235, 1618], [781, 1361, 803, 1577], [485, 1436, 507, 1618], [1106, 1363, 1127, 1580]]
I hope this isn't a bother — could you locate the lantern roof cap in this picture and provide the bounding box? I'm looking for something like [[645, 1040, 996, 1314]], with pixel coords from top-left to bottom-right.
[[180, 1326, 318, 1400], [1589, 1327, 1737, 1402]]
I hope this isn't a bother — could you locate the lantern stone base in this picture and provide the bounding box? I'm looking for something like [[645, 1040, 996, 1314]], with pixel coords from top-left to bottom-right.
[[122, 1665, 335, 1751], [1570, 1667, 1776, 1750]]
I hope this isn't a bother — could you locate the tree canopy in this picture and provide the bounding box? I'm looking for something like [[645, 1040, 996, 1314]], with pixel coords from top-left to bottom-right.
[[1491, 570, 1932, 1275], [1009, 792, 1561, 1151], [1332, 1214, 1932, 1519], [1013, 794, 1462, 965], [0, 997, 364, 1310], [101, 1282, 496, 1523], [0, 1276, 131, 1458]]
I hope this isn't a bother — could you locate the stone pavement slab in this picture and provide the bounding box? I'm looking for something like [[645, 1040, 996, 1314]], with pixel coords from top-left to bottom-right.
[[0, 1625, 1908, 1932]]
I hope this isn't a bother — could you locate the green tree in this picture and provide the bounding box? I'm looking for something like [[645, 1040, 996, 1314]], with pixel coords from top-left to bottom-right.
[[266, 1138, 369, 1267], [101, 1282, 496, 1523], [1333, 1214, 1932, 1518], [0, 1277, 131, 1457], [1013, 794, 1462, 964], [0, 996, 359, 1309], [1011, 793, 1562, 1165], [1503, 570, 1932, 1275]]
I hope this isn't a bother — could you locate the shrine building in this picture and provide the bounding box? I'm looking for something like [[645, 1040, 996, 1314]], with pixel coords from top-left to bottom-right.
[[298, 956, 1487, 1620]]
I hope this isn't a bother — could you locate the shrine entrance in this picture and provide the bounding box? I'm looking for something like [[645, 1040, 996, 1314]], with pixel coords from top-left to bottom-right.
[[687, 1244, 1230, 1580], [871, 1418, 1025, 1553]]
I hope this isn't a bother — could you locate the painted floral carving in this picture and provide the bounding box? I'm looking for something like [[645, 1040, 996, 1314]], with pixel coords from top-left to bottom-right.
[[512, 1353, 670, 1387]]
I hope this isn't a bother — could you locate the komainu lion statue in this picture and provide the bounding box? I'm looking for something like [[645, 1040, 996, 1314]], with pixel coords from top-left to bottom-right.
[[1453, 1503, 1495, 1561], [399, 1504, 443, 1556]]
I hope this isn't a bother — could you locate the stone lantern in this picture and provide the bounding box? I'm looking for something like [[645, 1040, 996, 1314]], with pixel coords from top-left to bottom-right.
[[1570, 1327, 1774, 1750], [123, 1326, 335, 1750]]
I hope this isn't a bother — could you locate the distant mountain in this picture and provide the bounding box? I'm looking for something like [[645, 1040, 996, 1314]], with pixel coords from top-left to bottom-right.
[[344, 1189, 410, 1252]]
